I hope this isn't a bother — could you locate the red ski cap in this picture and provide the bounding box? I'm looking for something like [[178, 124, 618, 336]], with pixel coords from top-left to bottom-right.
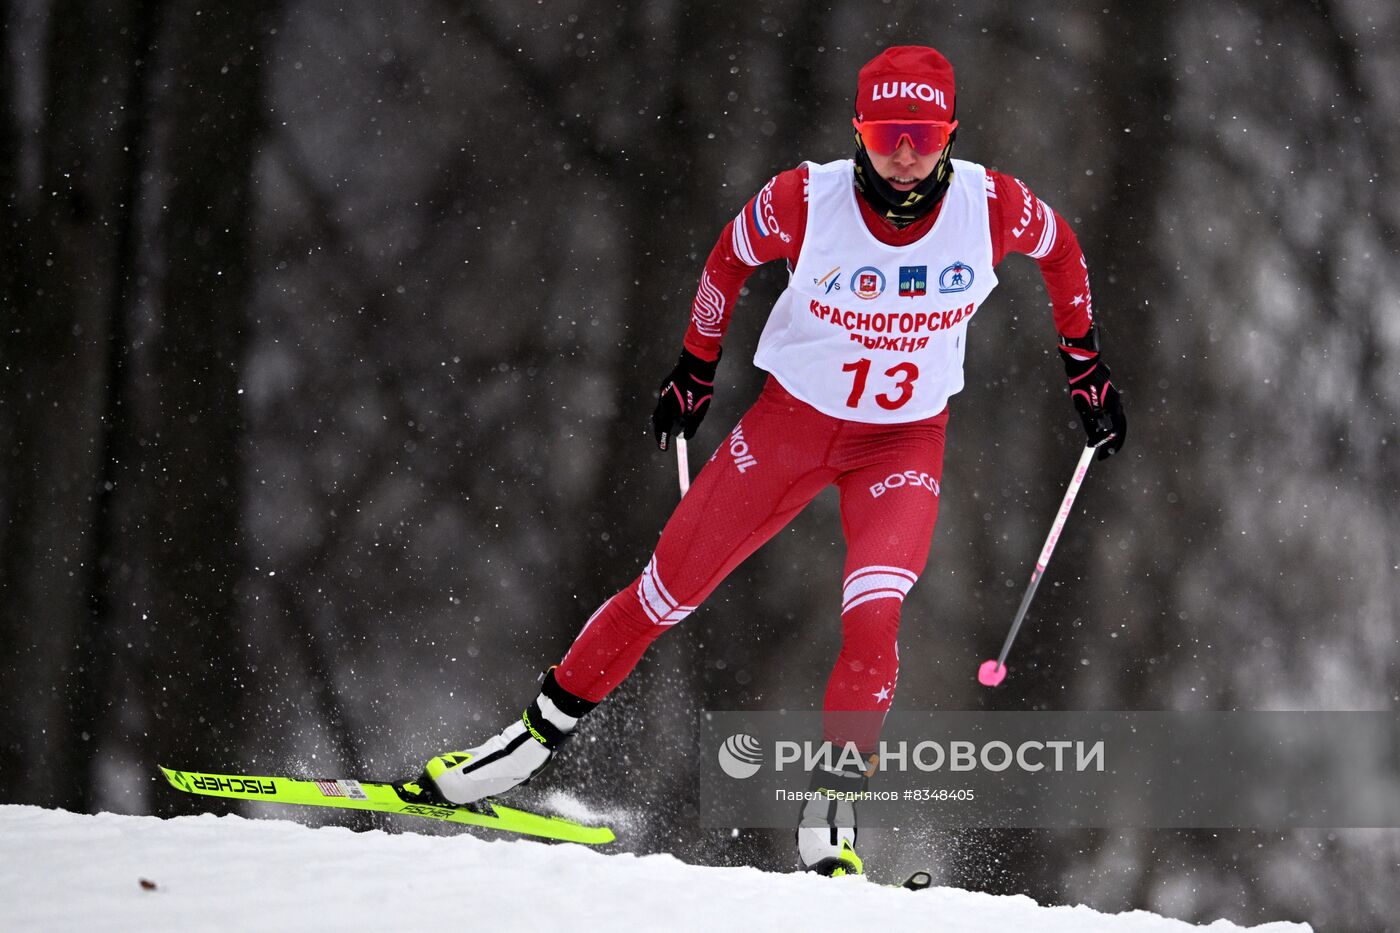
[[855, 46, 956, 123]]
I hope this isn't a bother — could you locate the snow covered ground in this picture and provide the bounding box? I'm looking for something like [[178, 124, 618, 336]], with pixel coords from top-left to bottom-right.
[[0, 805, 1312, 932]]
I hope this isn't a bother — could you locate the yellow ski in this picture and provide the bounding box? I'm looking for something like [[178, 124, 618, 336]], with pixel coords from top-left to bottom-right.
[[159, 766, 615, 845]]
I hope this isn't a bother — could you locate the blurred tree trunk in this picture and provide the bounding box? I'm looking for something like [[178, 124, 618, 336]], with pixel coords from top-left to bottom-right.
[[0, 0, 276, 812], [129, 0, 278, 814], [975, 0, 1181, 905], [1087, 0, 1178, 704], [0, 0, 148, 810], [0, 0, 21, 601]]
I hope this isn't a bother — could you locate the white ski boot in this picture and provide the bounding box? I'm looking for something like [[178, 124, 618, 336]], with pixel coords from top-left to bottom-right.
[[796, 752, 872, 877], [420, 668, 596, 805]]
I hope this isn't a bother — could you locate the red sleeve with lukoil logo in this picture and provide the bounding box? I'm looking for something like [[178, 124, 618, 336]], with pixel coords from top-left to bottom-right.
[[682, 166, 809, 362], [986, 169, 1094, 340]]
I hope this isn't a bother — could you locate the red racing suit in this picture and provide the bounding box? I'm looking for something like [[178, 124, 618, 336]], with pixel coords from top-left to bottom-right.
[[554, 159, 1094, 751]]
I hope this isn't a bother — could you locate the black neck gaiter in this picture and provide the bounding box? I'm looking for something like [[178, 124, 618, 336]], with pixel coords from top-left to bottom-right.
[[852, 138, 955, 229]]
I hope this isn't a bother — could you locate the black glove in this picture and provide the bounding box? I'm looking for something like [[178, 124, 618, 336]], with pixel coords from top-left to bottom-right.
[[651, 348, 719, 451], [1058, 328, 1126, 460]]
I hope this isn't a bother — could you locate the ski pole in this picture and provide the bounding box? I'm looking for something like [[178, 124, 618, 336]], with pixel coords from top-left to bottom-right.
[[676, 435, 691, 497], [978, 442, 1100, 687]]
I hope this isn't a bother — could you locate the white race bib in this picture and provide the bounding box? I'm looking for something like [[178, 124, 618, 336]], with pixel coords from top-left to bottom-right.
[[753, 158, 998, 423]]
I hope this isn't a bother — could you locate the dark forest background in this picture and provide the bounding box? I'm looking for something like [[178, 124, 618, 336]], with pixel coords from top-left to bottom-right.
[[3, 0, 1397, 928]]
